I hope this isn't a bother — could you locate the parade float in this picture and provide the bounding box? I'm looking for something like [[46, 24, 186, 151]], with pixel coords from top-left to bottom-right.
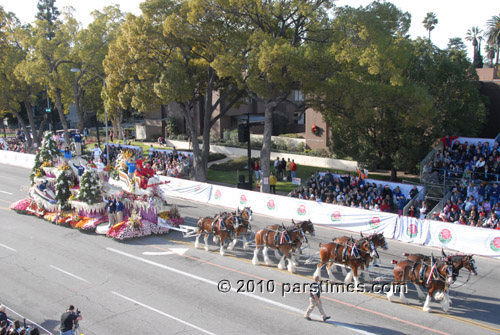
[[10, 132, 182, 240]]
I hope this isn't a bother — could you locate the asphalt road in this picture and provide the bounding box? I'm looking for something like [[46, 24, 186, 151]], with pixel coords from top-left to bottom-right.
[[0, 164, 499, 335]]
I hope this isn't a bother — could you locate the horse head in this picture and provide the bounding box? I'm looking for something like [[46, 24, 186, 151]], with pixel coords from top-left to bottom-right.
[[299, 219, 315, 236], [243, 206, 253, 221], [370, 232, 388, 250], [465, 254, 478, 276]]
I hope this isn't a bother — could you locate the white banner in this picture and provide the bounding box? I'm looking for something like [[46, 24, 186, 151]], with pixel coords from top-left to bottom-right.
[[158, 176, 212, 203], [427, 220, 500, 258], [394, 216, 431, 244], [0, 150, 35, 169]]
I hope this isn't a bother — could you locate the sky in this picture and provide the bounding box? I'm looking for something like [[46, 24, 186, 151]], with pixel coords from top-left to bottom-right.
[[1, 0, 498, 60]]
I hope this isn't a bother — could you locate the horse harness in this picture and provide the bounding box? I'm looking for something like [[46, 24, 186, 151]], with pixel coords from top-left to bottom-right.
[[211, 212, 231, 232]]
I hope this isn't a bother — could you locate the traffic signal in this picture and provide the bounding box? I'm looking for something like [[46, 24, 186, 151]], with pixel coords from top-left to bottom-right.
[[45, 108, 51, 113], [238, 124, 249, 142]]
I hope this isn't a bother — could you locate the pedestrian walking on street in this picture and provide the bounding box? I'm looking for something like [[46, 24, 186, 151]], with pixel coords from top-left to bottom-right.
[[304, 276, 330, 322]]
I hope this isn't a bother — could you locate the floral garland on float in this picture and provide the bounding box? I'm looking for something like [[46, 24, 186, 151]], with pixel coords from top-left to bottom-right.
[[10, 131, 180, 239], [106, 209, 169, 240]]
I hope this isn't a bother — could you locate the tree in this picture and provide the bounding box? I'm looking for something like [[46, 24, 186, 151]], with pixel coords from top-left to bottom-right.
[[485, 44, 496, 67], [36, 0, 60, 40], [69, 6, 124, 131], [422, 12, 438, 41], [0, 8, 47, 150], [465, 26, 483, 68], [55, 164, 72, 210], [77, 168, 101, 205], [212, 0, 332, 192], [308, 2, 432, 180], [409, 39, 486, 138], [17, 7, 76, 145], [104, 0, 244, 182], [447, 37, 466, 53], [485, 15, 500, 67]]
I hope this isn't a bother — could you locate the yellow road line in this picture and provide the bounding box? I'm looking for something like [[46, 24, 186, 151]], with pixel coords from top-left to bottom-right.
[[159, 235, 500, 333]]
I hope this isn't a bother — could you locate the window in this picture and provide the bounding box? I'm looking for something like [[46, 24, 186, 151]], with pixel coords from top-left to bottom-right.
[[293, 112, 304, 124], [293, 90, 304, 102]]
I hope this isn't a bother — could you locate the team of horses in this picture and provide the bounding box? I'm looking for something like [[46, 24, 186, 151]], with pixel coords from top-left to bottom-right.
[[194, 207, 478, 313]]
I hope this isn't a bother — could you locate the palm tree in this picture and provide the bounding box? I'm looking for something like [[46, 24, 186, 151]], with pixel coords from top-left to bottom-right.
[[466, 27, 484, 67], [485, 15, 500, 66], [465, 26, 482, 55], [485, 44, 496, 67], [423, 12, 438, 41]]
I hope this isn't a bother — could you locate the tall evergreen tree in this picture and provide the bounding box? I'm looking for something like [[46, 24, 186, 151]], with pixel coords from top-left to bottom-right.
[[422, 12, 438, 42], [36, 0, 60, 40], [77, 169, 101, 205], [55, 165, 72, 210]]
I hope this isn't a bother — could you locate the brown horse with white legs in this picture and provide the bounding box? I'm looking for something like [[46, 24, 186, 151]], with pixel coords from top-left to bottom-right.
[[195, 212, 238, 256], [334, 232, 387, 269], [387, 259, 454, 312], [313, 238, 373, 287], [252, 225, 305, 273], [405, 252, 478, 301], [228, 207, 253, 251], [265, 220, 315, 265]]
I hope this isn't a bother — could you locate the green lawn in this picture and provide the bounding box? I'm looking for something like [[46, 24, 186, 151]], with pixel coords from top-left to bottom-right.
[[207, 158, 420, 193]]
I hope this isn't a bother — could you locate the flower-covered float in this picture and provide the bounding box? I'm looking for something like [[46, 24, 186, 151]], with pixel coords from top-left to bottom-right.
[[10, 131, 182, 240]]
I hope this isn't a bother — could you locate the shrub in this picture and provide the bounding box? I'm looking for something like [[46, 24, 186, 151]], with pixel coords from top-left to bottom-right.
[[280, 133, 303, 139], [210, 159, 248, 171], [297, 142, 305, 152], [208, 153, 227, 162]]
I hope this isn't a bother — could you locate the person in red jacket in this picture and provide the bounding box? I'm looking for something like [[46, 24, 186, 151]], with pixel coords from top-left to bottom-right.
[[254, 160, 261, 180], [291, 159, 297, 179]]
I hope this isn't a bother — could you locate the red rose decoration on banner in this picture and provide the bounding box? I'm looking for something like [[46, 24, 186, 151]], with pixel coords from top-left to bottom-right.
[[267, 199, 276, 210], [240, 194, 247, 205], [214, 189, 221, 200], [297, 204, 307, 216], [490, 237, 500, 252], [331, 210, 341, 222], [369, 217, 381, 229]]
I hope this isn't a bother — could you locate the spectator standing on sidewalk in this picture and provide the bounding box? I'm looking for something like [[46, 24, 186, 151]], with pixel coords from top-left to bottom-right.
[[291, 159, 297, 179], [269, 172, 277, 194], [280, 158, 286, 181], [254, 160, 261, 180], [304, 276, 330, 322], [286, 158, 292, 181], [274, 157, 280, 179]]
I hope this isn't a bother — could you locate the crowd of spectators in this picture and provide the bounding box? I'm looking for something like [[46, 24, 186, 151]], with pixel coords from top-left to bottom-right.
[[0, 305, 40, 335], [289, 169, 420, 215], [0, 129, 28, 153], [423, 136, 500, 183], [433, 180, 500, 229], [423, 137, 500, 229], [147, 146, 192, 178]]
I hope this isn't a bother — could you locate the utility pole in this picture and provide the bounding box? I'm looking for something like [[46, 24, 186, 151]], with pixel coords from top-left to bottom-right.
[[247, 112, 253, 189]]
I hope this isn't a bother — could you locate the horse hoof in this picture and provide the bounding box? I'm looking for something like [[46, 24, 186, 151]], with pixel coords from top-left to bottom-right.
[[387, 295, 394, 302], [252, 258, 259, 266], [278, 264, 285, 270], [204, 247, 209, 251], [423, 307, 431, 313]]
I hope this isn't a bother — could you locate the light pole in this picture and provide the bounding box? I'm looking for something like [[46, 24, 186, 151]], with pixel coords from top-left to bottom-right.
[[70, 68, 109, 162]]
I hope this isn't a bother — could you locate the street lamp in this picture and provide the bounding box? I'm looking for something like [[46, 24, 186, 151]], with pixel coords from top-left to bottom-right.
[[71, 68, 109, 163]]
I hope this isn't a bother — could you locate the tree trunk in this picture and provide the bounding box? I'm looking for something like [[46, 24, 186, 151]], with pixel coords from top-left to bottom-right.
[[23, 100, 41, 147], [391, 166, 398, 182], [260, 100, 275, 193], [54, 88, 70, 145], [1, 119, 6, 138], [10, 109, 32, 149]]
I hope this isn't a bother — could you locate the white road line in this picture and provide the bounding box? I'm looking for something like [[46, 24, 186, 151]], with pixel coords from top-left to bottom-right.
[[49, 265, 90, 283], [0, 243, 16, 252], [112, 291, 216, 335], [107, 247, 375, 335], [0, 190, 13, 195]]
